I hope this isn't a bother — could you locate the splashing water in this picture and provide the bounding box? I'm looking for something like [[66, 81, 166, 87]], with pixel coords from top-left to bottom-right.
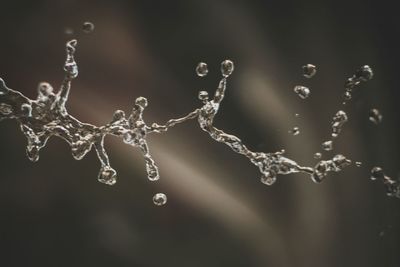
[[0, 39, 397, 201], [302, 64, 317, 78]]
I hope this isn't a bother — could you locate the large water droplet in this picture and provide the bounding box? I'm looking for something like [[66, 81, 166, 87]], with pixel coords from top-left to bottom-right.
[[260, 172, 277, 186], [369, 108, 382, 124], [221, 60, 234, 77], [82, 21, 95, 33], [196, 62, 208, 77], [302, 64, 317, 78], [153, 193, 167, 206], [98, 166, 117, 185], [294, 86, 310, 99]]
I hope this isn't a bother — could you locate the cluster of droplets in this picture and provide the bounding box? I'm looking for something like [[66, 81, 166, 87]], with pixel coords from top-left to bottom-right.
[[343, 65, 373, 104]]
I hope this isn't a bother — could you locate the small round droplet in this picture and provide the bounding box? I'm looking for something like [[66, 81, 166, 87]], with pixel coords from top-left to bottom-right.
[[221, 60, 234, 77], [302, 64, 317, 78], [371, 166, 385, 180], [369, 108, 382, 124], [355, 161, 362, 167], [355, 65, 373, 81], [289, 126, 300, 136], [196, 62, 208, 77], [294, 85, 310, 99], [295, 113, 300, 117], [322, 140, 333, 151], [82, 21, 95, 34], [198, 91, 209, 101], [153, 193, 167, 206], [314, 152, 322, 159]]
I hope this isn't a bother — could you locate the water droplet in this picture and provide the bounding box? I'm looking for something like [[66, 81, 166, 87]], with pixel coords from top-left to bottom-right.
[[198, 91, 209, 102], [355, 65, 373, 81], [322, 140, 333, 151], [221, 60, 234, 77], [196, 62, 208, 77], [294, 85, 310, 99], [64, 27, 74, 35], [82, 21, 95, 33], [355, 161, 362, 167], [314, 152, 322, 159], [302, 64, 317, 78], [289, 126, 300, 135], [369, 108, 382, 124], [0, 103, 13, 115], [295, 113, 300, 117], [260, 172, 277, 186], [371, 166, 385, 180], [98, 166, 117, 185], [153, 193, 167, 206], [331, 110, 348, 138]]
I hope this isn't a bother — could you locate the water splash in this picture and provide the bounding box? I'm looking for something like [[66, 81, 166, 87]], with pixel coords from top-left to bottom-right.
[[0, 40, 397, 201]]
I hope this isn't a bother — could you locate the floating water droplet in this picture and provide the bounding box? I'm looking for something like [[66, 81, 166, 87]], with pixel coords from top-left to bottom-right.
[[322, 140, 333, 151], [302, 64, 317, 78], [314, 152, 322, 159], [153, 193, 167, 206], [355, 65, 373, 81], [331, 110, 348, 138], [289, 126, 300, 135], [369, 108, 382, 124], [198, 91, 209, 102], [355, 161, 362, 167], [370, 166, 384, 180], [82, 22, 95, 33], [196, 62, 208, 77], [221, 60, 234, 77], [0, 103, 13, 115], [295, 113, 300, 117], [294, 85, 310, 99]]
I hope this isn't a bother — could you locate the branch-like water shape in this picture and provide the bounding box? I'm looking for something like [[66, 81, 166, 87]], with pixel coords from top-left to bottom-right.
[[0, 40, 398, 202]]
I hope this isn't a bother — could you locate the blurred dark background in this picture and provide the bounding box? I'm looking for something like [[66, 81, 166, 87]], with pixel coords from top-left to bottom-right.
[[0, 0, 399, 266]]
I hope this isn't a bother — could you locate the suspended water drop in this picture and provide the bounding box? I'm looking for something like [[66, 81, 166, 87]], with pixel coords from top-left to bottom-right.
[[82, 21, 95, 33], [289, 126, 300, 136], [153, 193, 167, 206], [196, 62, 208, 77], [355, 65, 374, 81], [355, 161, 362, 167], [198, 90, 209, 102], [295, 113, 300, 117], [221, 60, 234, 77], [331, 110, 348, 138], [314, 152, 322, 159], [302, 64, 317, 78], [370, 166, 385, 180], [294, 85, 310, 99], [322, 140, 333, 151], [0, 103, 13, 115], [369, 108, 382, 124]]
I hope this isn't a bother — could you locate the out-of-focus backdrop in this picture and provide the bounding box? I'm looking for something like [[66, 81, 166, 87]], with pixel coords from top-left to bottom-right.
[[0, 1, 399, 266]]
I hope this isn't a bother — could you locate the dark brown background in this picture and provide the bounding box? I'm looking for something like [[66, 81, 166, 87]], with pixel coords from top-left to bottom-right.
[[0, 0, 399, 266]]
